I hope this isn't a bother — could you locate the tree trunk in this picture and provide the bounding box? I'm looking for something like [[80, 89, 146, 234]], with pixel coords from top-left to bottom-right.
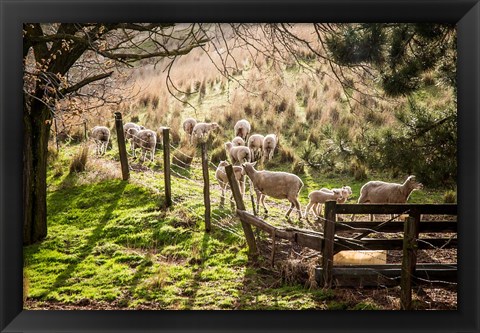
[[23, 98, 52, 245]]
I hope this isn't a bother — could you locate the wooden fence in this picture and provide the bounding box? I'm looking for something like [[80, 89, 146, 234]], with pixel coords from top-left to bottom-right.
[[223, 165, 457, 310]]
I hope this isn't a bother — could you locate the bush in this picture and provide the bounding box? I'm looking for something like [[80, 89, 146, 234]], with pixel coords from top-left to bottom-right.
[[172, 145, 195, 168], [211, 146, 228, 164], [291, 160, 305, 175], [69, 144, 89, 173], [443, 190, 456, 203]]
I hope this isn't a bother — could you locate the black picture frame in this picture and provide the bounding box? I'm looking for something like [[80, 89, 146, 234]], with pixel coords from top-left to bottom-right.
[[1, 0, 479, 332]]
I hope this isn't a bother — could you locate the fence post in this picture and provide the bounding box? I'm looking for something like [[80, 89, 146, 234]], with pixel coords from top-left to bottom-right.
[[114, 112, 130, 181], [54, 118, 59, 152], [225, 164, 258, 256], [322, 200, 337, 288], [83, 120, 87, 142], [162, 128, 172, 208], [200, 142, 211, 233], [400, 215, 420, 310]]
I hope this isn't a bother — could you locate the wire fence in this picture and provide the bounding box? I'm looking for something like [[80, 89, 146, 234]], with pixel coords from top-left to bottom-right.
[[86, 115, 457, 309]]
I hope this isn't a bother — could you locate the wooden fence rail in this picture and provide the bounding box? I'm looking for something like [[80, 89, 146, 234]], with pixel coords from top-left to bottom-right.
[[320, 200, 457, 310]]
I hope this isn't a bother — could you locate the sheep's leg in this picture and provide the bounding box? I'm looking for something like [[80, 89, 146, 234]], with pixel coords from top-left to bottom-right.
[[317, 203, 324, 218], [285, 201, 294, 219], [304, 201, 313, 220], [294, 198, 302, 219], [258, 193, 268, 215]]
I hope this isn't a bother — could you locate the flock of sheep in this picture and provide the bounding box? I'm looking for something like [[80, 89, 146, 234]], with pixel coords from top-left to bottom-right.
[[90, 122, 158, 162], [183, 118, 424, 221], [90, 116, 424, 222]]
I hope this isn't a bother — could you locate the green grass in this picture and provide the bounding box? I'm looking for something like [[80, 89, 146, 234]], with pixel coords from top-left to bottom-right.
[[26, 144, 343, 309]]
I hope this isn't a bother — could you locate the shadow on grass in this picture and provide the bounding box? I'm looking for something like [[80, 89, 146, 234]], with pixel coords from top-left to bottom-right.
[[38, 180, 128, 298], [181, 232, 211, 310]]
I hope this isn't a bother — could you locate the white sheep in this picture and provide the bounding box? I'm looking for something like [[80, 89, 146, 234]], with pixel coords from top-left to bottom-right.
[[232, 136, 246, 146], [304, 188, 343, 220], [247, 134, 265, 162], [182, 118, 197, 141], [321, 185, 352, 204], [262, 134, 277, 162], [191, 122, 220, 144], [215, 161, 245, 200], [234, 119, 251, 140], [242, 161, 304, 220], [225, 142, 251, 165], [131, 128, 157, 162], [123, 122, 144, 141], [91, 126, 110, 156], [355, 175, 423, 221]]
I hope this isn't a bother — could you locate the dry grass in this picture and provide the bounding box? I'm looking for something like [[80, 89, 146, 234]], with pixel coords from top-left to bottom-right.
[[69, 144, 89, 173]]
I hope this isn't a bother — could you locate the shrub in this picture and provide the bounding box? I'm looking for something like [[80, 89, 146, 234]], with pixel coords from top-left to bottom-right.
[[69, 144, 89, 173], [211, 146, 228, 164], [349, 160, 368, 181], [291, 160, 305, 175], [443, 190, 456, 203], [172, 145, 195, 168], [278, 145, 296, 164]]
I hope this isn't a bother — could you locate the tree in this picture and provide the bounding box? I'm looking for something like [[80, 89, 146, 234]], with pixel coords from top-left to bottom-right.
[[23, 23, 208, 244], [322, 23, 456, 96]]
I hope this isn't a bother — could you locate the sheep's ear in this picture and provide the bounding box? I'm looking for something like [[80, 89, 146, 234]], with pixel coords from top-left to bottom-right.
[[251, 161, 257, 167]]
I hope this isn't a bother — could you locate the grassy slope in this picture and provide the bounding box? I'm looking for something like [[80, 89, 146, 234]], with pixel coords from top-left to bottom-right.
[[24, 145, 339, 310]]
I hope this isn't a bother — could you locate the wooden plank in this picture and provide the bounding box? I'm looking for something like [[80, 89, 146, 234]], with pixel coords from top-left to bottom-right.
[[336, 221, 457, 233], [334, 238, 457, 251], [114, 112, 130, 181], [315, 264, 457, 287], [294, 232, 323, 251], [162, 128, 172, 208], [200, 142, 211, 233], [236, 210, 323, 251], [226, 165, 257, 256], [335, 203, 457, 215], [322, 201, 337, 288]]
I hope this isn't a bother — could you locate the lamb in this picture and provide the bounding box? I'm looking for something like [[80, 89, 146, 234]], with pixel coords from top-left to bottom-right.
[[262, 134, 277, 162], [321, 185, 352, 204], [191, 122, 220, 144], [355, 175, 423, 221], [131, 128, 157, 162], [91, 126, 110, 156], [182, 118, 197, 141], [242, 161, 304, 220], [247, 134, 265, 162], [225, 142, 251, 165], [304, 189, 343, 220], [215, 161, 245, 200], [232, 136, 246, 147], [234, 119, 251, 140], [123, 122, 144, 141]]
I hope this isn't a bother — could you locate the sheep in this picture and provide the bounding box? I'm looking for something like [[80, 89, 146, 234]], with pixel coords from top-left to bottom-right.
[[304, 189, 343, 220], [131, 128, 157, 162], [262, 134, 277, 162], [215, 161, 245, 201], [182, 118, 197, 141], [123, 122, 144, 141], [91, 126, 110, 156], [232, 136, 246, 147], [225, 142, 251, 165], [191, 122, 220, 144], [234, 119, 251, 140], [355, 175, 423, 221], [242, 161, 304, 220], [247, 134, 265, 162], [320, 185, 352, 204]]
